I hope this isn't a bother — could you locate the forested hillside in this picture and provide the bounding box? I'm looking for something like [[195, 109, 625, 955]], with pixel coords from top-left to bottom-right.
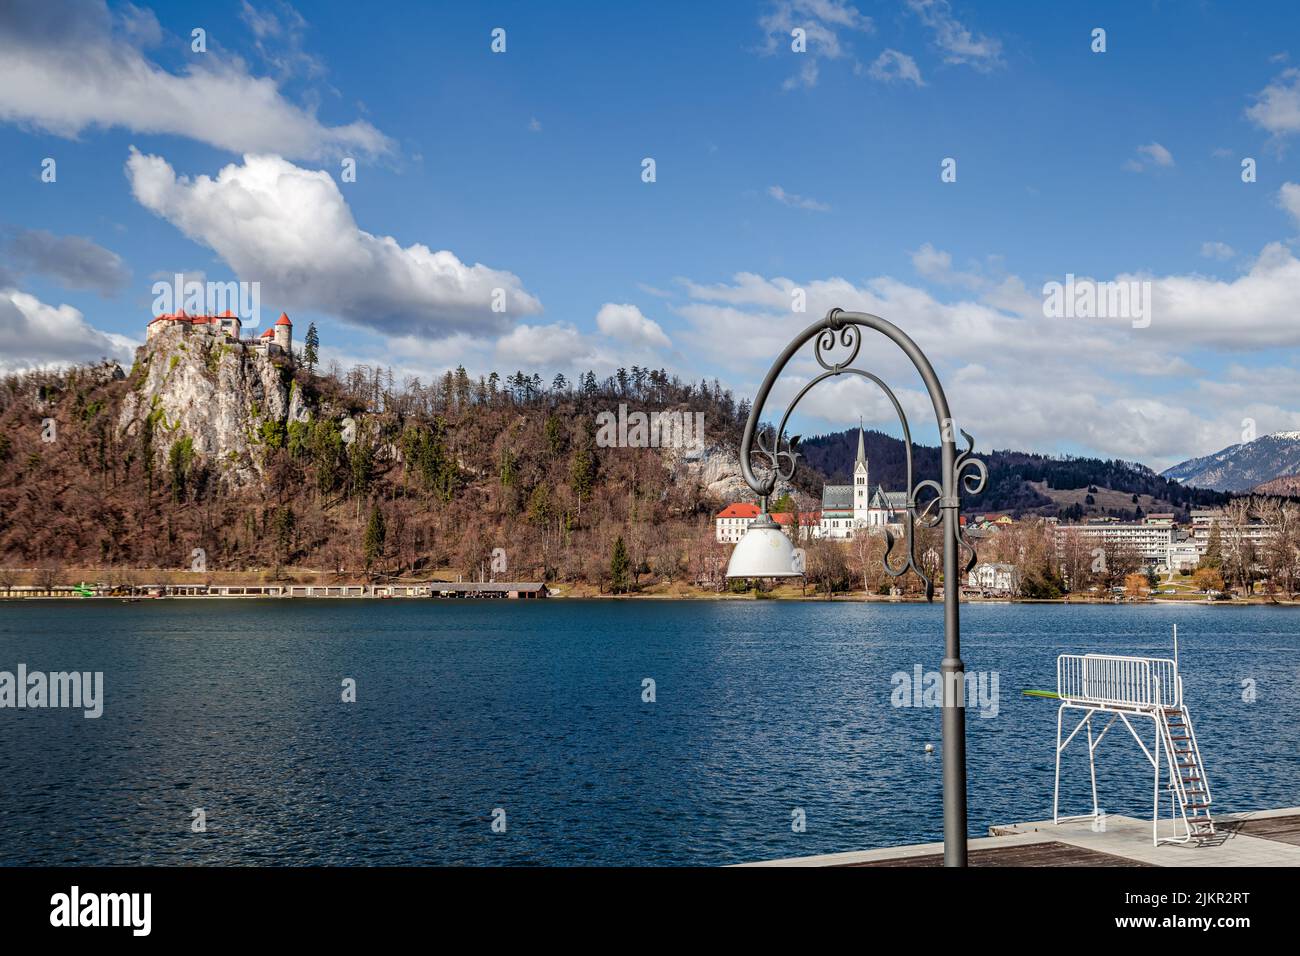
[[800, 428, 1229, 517], [0, 330, 1239, 595], [0, 333, 757, 589]]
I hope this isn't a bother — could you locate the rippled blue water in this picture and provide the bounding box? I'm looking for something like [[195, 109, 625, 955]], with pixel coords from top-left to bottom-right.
[[0, 599, 1296, 865]]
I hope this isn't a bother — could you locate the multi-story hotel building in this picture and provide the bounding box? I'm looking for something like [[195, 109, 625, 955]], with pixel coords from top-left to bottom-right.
[[1190, 509, 1274, 551], [1054, 518, 1176, 567]]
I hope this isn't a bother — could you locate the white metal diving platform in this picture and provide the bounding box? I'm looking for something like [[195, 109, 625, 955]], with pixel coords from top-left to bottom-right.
[[1053, 626, 1215, 846]]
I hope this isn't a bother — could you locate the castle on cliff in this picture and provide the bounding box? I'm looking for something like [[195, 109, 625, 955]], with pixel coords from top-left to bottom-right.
[[146, 310, 293, 358]]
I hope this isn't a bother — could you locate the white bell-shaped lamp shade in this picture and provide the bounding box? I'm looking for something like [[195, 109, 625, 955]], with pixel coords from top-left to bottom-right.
[[726, 513, 802, 578]]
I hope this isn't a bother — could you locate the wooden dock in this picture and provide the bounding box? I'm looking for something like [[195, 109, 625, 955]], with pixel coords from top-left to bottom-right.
[[742, 806, 1300, 867]]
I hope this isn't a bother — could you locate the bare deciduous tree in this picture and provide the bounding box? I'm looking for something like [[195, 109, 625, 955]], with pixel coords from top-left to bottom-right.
[[35, 562, 63, 591]]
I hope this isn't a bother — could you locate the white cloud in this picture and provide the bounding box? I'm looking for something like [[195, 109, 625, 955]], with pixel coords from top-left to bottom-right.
[[1124, 142, 1175, 172], [368, 317, 656, 385], [910, 243, 1020, 299], [125, 148, 541, 339], [3, 228, 130, 296], [0, 287, 136, 372], [910, 243, 953, 281], [491, 320, 659, 379], [783, 60, 820, 91], [867, 50, 924, 86], [1199, 241, 1235, 261], [910, 242, 987, 289], [595, 303, 672, 349], [1139, 142, 1175, 166], [1144, 241, 1300, 348], [669, 242, 1300, 468], [293, 242, 1300, 469], [767, 185, 831, 212], [758, 0, 873, 89], [1246, 68, 1300, 138], [905, 0, 1002, 71], [495, 322, 597, 368], [238, 0, 326, 83], [0, 0, 390, 159], [148, 268, 207, 286], [1278, 182, 1300, 226]]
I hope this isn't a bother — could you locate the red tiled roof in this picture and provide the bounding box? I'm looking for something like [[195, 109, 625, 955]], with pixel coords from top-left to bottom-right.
[[275, 312, 292, 326], [771, 511, 820, 525], [148, 312, 236, 326], [260, 327, 274, 338], [716, 502, 760, 519]]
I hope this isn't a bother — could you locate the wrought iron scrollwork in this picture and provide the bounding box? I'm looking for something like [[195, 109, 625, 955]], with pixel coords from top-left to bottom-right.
[[737, 308, 987, 602], [814, 321, 861, 372], [953, 429, 989, 574], [884, 477, 942, 600], [749, 425, 800, 498]]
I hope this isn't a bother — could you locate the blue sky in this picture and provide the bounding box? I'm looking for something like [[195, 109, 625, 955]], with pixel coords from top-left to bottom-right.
[[3, 0, 1300, 469]]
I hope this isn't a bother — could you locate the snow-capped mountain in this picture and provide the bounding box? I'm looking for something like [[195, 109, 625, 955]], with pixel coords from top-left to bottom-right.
[[1161, 431, 1300, 492]]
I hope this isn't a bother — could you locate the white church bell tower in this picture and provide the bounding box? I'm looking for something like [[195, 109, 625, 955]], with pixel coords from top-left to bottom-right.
[[853, 425, 870, 527]]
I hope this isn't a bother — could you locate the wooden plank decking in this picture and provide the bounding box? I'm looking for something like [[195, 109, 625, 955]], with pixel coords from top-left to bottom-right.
[[841, 840, 1149, 867], [1226, 814, 1300, 847], [744, 806, 1300, 867]]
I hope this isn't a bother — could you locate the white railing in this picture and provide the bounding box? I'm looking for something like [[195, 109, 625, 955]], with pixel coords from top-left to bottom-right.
[[1057, 654, 1180, 709]]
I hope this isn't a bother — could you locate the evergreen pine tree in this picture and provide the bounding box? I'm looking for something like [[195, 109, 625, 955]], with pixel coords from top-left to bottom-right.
[[304, 323, 319, 372], [610, 535, 630, 594], [1203, 521, 1223, 570], [363, 503, 387, 571]]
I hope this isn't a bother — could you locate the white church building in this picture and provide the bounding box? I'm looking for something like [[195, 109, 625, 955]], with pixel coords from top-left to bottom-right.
[[818, 427, 906, 540], [713, 427, 908, 543]]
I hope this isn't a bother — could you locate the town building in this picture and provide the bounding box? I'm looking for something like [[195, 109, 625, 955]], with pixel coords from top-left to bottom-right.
[[1054, 518, 1176, 568], [1166, 541, 1201, 572], [715, 502, 760, 543], [968, 562, 1021, 594], [772, 510, 822, 541], [1190, 509, 1274, 551], [714, 503, 824, 543], [965, 513, 1016, 534]]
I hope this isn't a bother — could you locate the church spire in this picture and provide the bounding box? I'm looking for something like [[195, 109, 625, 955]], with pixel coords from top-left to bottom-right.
[[856, 422, 866, 465]]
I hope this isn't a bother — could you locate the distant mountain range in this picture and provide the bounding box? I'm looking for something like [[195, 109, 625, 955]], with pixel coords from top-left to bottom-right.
[[1160, 431, 1300, 493], [799, 428, 1227, 517]]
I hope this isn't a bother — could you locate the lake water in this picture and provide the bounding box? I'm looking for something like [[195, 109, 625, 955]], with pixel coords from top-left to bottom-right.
[[0, 599, 1296, 865]]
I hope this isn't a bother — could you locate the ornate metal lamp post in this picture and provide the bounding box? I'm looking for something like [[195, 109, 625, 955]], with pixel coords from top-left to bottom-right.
[[725, 308, 987, 867]]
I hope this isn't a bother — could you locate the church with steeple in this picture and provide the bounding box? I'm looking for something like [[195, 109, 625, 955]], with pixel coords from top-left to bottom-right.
[[818, 426, 907, 540]]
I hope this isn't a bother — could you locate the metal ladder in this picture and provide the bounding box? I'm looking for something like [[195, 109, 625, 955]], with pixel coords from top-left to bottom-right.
[[1157, 702, 1215, 839]]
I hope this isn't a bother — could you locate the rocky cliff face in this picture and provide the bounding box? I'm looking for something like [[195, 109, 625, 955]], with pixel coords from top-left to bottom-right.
[[117, 324, 309, 490], [659, 438, 796, 503]]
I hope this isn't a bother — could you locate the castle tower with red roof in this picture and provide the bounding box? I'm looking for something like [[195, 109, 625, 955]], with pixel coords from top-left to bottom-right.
[[273, 312, 292, 353]]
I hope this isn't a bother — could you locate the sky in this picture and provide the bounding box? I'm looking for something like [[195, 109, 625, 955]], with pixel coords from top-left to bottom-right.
[[2, 0, 1300, 470]]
